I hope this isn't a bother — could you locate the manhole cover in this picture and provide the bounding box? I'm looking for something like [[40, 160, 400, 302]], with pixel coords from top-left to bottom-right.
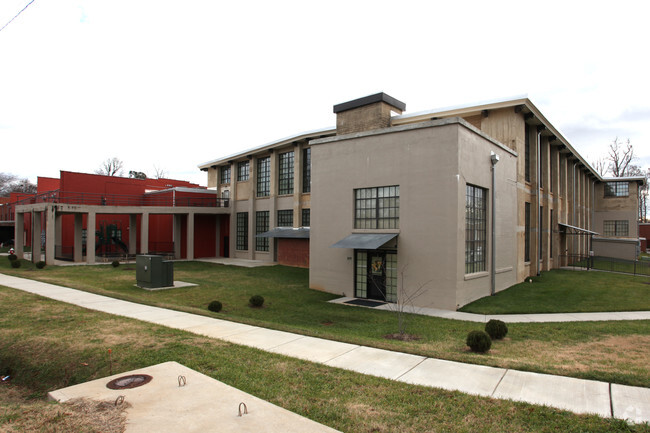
[[106, 374, 153, 390]]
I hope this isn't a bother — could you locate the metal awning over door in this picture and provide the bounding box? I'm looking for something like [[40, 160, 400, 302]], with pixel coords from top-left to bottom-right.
[[330, 233, 398, 249]]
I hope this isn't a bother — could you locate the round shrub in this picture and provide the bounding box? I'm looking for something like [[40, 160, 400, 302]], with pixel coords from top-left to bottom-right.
[[249, 295, 265, 308], [208, 300, 222, 313], [10, 260, 21, 269], [35, 261, 46, 269], [466, 330, 492, 353], [111, 260, 120, 268], [485, 319, 508, 340], [7, 254, 17, 261]]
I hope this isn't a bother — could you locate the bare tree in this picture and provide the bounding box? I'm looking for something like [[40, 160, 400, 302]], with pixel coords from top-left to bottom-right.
[[95, 157, 124, 177], [0, 173, 37, 196], [591, 157, 608, 176], [375, 263, 429, 339], [607, 138, 635, 177], [152, 165, 167, 179]]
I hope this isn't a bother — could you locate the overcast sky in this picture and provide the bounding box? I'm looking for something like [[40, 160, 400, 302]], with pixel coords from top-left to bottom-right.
[[1, 0, 648, 187]]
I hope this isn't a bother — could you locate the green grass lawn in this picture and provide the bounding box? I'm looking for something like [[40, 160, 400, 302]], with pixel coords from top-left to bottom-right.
[[461, 269, 650, 314], [1, 259, 650, 388], [1, 286, 647, 433]]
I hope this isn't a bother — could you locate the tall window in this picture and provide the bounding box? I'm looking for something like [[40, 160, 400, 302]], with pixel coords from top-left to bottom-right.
[[301, 208, 310, 227], [237, 161, 249, 181], [278, 151, 294, 195], [604, 182, 629, 197], [257, 157, 270, 197], [549, 150, 554, 193], [603, 220, 629, 237], [525, 124, 531, 182], [525, 202, 531, 262], [255, 211, 269, 251], [465, 185, 487, 274], [236, 212, 248, 250], [354, 185, 399, 229], [220, 165, 231, 184], [277, 210, 293, 227], [302, 147, 311, 193], [550, 209, 553, 258]]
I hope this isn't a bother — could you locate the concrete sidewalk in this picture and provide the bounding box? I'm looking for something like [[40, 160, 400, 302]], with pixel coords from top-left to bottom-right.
[[329, 297, 650, 323], [1, 273, 649, 424]]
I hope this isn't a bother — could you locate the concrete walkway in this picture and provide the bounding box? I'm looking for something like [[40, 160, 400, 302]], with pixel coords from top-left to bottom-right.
[[329, 297, 650, 323], [1, 273, 649, 424]]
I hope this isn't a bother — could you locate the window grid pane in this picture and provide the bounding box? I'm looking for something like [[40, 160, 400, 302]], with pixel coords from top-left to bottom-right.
[[220, 166, 231, 184], [277, 210, 293, 227], [385, 253, 397, 303], [354, 185, 399, 229], [465, 185, 487, 274], [257, 157, 270, 197], [237, 161, 250, 181], [236, 212, 248, 250], [301, 208, 310, 227], [603, 220, 629, 237], [302, 148, 311, 193], [355, 251, 367, 298], [278, 151, 294, 195], [255, 211, 269, 251], [604, 182, 629, 197]]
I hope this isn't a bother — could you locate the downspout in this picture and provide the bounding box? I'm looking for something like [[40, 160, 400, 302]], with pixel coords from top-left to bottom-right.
[[537, 130, 542, 276], [490, 152, 499, 296], [573, 162, 578, 257]]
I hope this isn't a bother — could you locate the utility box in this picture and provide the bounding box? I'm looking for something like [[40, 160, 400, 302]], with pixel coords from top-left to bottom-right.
[[136, 255, 174, 289]]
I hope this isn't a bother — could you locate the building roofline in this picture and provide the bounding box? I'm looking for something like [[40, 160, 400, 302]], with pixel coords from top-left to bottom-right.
[[197, 126, 336, 170], [392, 95, 607, 181]]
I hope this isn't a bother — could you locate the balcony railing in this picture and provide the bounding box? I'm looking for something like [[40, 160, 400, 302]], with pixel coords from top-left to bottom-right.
[[0, 190, 228, 221]]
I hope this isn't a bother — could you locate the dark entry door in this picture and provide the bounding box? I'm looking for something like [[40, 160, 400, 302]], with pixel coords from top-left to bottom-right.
[[223, 236, 229, 258], [367, 252, 386, 301]]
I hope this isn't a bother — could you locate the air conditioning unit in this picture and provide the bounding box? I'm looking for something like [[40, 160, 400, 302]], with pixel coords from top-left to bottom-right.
[[136, 255, 173, 289]]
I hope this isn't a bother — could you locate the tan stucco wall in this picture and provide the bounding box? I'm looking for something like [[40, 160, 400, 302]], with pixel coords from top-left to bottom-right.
[[593, 182, 639, 238], [309, 119, 517, 310], [592, 237, 639, 260]]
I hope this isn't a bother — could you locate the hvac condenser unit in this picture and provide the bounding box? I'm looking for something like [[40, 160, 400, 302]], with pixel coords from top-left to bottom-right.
[[136, 255, 174, 289]]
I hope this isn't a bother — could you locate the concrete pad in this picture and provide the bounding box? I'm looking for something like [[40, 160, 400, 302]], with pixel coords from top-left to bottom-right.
[[611, 383, 650, 424], [493, 370, 611, 417], [195, 258, 277, 268], [325, 346, 425, 380], [183, 321, 259, 339], [48, 361, 341, 433], [219, 328, 303, 350], [135, 281, 198, 291], [269, 336, 360, 363], [398, 358, 507, 397]]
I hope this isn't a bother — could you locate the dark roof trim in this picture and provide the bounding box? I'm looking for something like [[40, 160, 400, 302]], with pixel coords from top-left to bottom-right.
[[333, 93, 406, 114]]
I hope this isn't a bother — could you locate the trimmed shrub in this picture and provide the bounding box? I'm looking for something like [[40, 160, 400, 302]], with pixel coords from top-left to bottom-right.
[[249, 295, 265, 308], [111, 260, 120, 268], [8, 254, 17, 261], [10, 260, 21, 269], [485, 319, 508, 340], [208, 301, 223, 313], [35, 261, 46, 269], [466, 330, 492, 353]]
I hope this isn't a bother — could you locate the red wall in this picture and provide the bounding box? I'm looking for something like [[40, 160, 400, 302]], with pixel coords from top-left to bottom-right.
[[37, 177, 60, 194], [640, 224, 650, 252], [277, 239, 309, 268]]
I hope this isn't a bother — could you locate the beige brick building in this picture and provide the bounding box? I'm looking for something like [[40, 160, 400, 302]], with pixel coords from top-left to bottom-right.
[[200, 93, 644, 310]]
